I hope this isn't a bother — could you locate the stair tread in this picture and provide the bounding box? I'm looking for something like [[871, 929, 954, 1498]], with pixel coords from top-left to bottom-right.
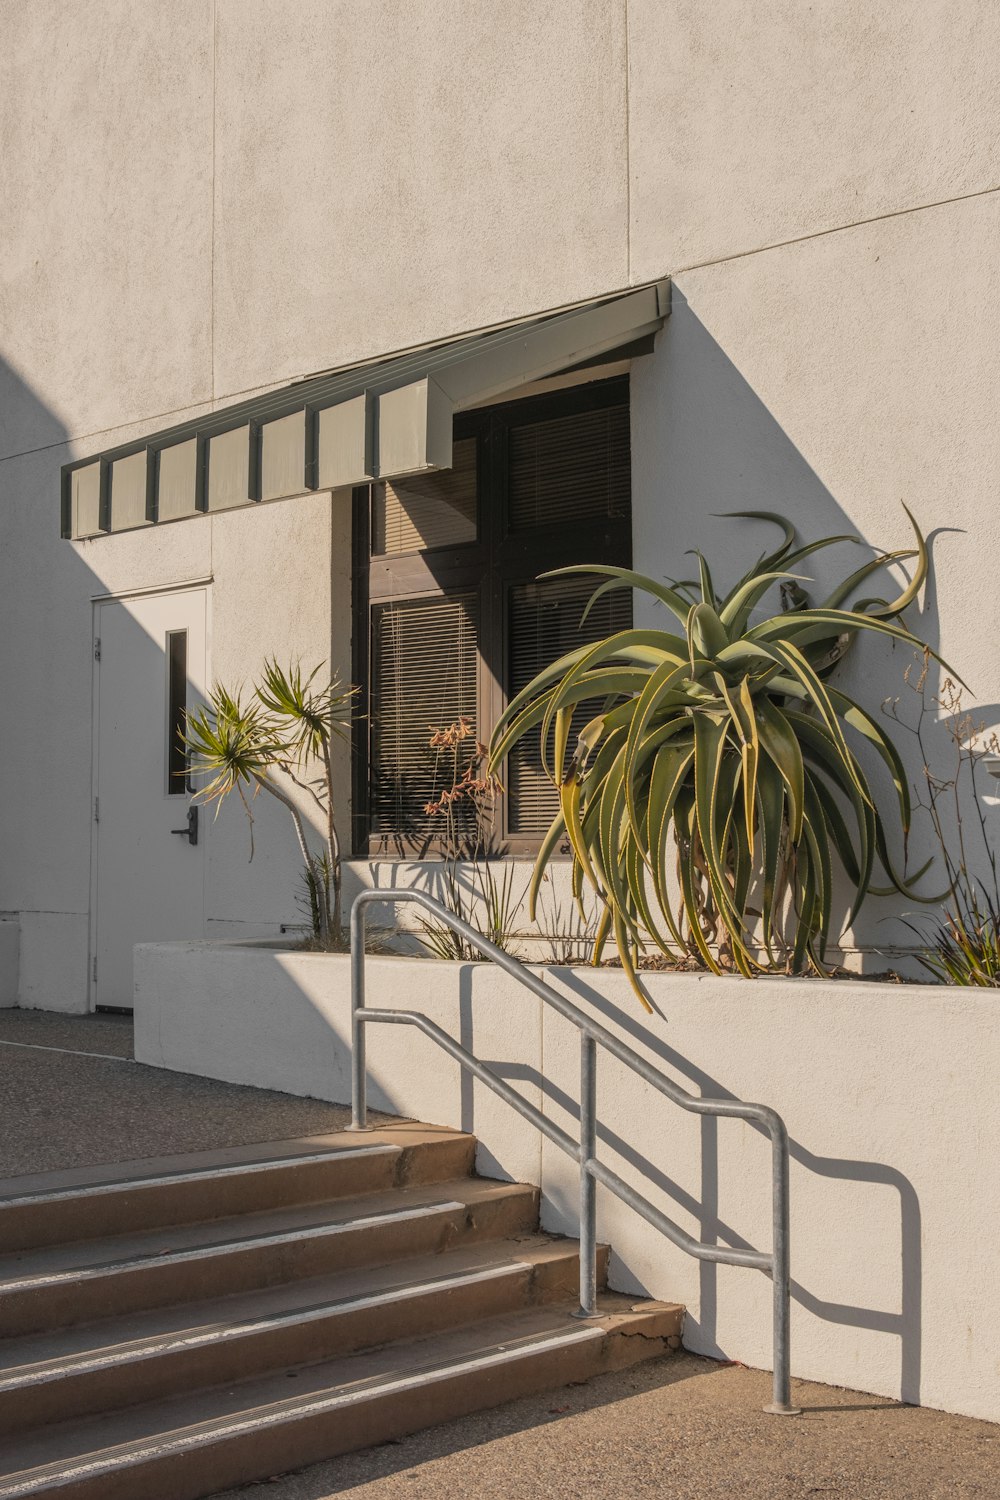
[[0, 1234, 570, 1379], [0, 1177, 532, 1288], [0, 1295, 679, 1486], [0, 1126, 472, 1204]]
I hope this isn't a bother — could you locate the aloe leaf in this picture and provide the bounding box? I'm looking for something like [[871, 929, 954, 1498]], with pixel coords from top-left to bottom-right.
[[787, 710, 872, 909], [868, 505, 928, 618], [756, 699, 805, 842], [715, 511, 797, 573], [676, 798, 723, 974], [752, 638, 869, 805], [688, 550, 717, 609], [824, 686, 912, 833], [820, 548, 916, 612], [490, 669, 648, 770], [755, 756, 785, 951], [688, 600, 729, 661], [541, 564, 693, 627], [750, 608, 966, 686], [803, 779, 833, 958], [527, 809, 567, 922], [791, 847, 816, 974], [692, 715, 746, 950], [590, 901, 613, 965], [719, 571, 802, 634], [613, 907, 654, 1012]]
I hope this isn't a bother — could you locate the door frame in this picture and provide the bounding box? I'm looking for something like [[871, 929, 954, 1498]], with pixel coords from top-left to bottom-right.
[[88, 576, 213, 1012]]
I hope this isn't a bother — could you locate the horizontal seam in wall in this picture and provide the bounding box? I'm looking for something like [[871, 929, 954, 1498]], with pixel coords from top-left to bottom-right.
[[0, 910, 88, 919], [668, 181, 1000, 281], [4, 180, 996, 471], [0, 396, 216, 469]]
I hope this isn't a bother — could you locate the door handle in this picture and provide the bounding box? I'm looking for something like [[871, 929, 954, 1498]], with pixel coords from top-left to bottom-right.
[[171, 806, 199, 846]]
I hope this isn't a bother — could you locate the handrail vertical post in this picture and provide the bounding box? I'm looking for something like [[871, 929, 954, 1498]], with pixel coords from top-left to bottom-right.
[[349, 895, 369, 1132], [764, 1119, 799, 1414], [575, 1032, 598, 1318]]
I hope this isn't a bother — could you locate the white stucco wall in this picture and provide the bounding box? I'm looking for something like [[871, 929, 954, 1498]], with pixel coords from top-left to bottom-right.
[[134, 942, 1000, 1423], [2, 5, 998, 995]]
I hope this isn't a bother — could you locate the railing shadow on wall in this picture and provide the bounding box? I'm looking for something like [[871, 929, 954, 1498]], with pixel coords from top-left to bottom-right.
[[475, 961, 921, 1408]]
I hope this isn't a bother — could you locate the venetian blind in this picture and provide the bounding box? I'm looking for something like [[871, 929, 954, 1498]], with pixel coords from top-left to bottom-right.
[[369, 593, 479, 843], [372, 436, 478, 554], [508, 405, 630, 529], [506, 576, 632, 836]]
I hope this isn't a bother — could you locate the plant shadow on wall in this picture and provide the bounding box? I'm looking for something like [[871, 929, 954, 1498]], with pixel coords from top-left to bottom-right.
[[886, 664, 1000, 986], [489, 508, 956, 1007]]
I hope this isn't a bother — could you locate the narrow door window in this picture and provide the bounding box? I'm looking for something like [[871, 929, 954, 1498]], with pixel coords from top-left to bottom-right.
[[166, 629, 188, 794]]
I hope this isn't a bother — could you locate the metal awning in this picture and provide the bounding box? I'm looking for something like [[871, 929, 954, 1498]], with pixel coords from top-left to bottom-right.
[[61, 281, 669, 539]]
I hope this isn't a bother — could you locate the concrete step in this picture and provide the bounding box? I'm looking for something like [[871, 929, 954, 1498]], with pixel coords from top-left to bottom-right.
[[0, 1176, 540, 1337], [0, 1296, 683, 1500], [0, 1236, 603, 1433], [0, 1124, 685, 1499], [0, 1126, 476, 1253]]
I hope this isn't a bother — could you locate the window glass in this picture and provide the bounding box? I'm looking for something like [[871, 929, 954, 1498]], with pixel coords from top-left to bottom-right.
[[358, 378, 632, 852], [166, 630, 188, 795], [506, 577, 631, 835], [508, 406, 630, 530], [370, 593, 479, 846]]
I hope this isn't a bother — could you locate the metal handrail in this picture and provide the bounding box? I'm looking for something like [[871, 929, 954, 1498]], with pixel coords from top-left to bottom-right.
[[349, 887, 799, 1415]]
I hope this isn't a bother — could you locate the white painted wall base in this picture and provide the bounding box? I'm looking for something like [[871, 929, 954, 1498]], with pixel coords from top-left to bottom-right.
[[0, 921, 19, 1007], [15, 913, 89, 1013], [134, 941, 1000, 1424]]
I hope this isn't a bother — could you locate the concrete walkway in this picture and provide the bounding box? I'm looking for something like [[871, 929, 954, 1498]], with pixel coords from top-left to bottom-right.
[[0, 1010, 382, 1179], [208, 1352, 1000, 1499]]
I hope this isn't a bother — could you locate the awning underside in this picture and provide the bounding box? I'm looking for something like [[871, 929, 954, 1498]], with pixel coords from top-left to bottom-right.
[[61, 283, 668, 539]]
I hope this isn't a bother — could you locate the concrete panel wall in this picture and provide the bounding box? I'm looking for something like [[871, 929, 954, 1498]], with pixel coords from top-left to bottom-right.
[[630, 191, 1000, 958], [0, 1, 214, 456], [211, 0, 629, 396], [627, 0, 1000, 281]]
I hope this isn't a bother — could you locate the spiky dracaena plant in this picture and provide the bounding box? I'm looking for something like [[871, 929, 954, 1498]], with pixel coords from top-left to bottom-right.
[[489, 509, 954, 1006], [183, 661, 357, 947]]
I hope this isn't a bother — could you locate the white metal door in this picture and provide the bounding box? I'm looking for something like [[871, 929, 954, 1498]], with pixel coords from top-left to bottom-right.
[[93, 588, 208, 1009]]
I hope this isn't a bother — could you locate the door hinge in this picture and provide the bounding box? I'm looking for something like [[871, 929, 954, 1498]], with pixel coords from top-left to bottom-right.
[[93, 797, 100, 823], [92, 957, 97, 983], [93, 638, 101, 662]]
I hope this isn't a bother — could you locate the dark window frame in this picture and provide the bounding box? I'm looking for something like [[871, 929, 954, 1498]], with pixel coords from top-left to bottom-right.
[[351, 375, 633, 859]]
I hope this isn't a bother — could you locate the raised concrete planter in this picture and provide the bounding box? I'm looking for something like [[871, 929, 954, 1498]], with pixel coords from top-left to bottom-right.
[[134, 940, 1000, 1424]]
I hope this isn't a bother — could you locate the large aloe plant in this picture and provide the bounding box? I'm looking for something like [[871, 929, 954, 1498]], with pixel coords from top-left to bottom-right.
[[490, 509, 951, 1003]]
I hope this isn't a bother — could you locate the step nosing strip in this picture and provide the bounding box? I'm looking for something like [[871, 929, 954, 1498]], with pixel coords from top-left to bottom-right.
[[0, 1261, 534, 1388], [0, 1326, 606, 1495], [0, 1201, 467, 1294], [0, 1146, 402, 1210]]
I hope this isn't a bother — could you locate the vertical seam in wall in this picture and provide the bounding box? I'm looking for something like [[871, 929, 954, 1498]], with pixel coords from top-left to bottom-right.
[[209, 1, 217, 585], [211, 0, 218, 405], [538, 986, 544, 1188], [624, 0, 631, 285]]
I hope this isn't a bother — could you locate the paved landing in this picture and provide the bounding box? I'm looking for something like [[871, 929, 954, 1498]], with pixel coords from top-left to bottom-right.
[[208, 1352, 1000, 1499], [0, 1011, 387, 1179]]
